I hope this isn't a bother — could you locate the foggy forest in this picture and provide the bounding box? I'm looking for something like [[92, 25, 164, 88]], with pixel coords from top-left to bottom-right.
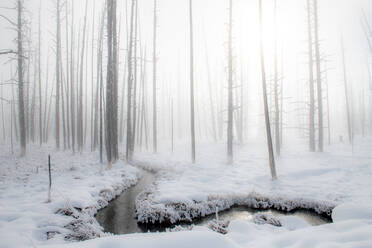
[[0, 0, 372, 247]]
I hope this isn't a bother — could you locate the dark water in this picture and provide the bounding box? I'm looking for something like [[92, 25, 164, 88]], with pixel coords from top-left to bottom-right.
[[96, 171, 331, 235], [95, 170, 156, 234]]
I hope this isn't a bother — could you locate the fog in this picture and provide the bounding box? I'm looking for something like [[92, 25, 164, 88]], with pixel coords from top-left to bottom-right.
[[0, 0, 372, 157]]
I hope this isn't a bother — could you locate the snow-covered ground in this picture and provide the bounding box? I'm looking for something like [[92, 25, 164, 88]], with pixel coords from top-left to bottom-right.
[[132, 137, 372, 247], [0, 145, 139, 248], [1, 137, 372, 248]]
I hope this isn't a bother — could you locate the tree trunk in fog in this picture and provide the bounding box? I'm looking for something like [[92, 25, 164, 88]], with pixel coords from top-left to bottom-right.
[[65, 1, 71, 149], [99, 56, 104, 163], [259, 0, 277, 180], [203, 31, 217, 143], [153, 0, 158, 154], [325, 67, 331, 145], [61, 66, 67, 149], [273, 0, 280, 156], [140, 52, 149, 151], [99, 9, 105, 163], [78, 0, 88, 152], [227, 0, 233, 164], [94, 10, 105, 151], [341, 37, 353, 145], [90, 2, 95, 151], [30, 59, 36, 143], [280, 56, 284, 145], [11, 87, 14, 153], [106, 0, 119, 164], [46, 82, 55, 143], [306, 0, 315, 152], [26, 46, 30, 143], [313, 0, 323, 152], [119, 2, 130, 144], [239, 58, 244, 144], [43, 57, 49, 142], [171, 98, 174, 153], [38, 7, 43, 146], [189, 0, 196, 163], [126, 0, 136, 161], [70, 3, 76, 153], [55, 0, 61, 150], [12, 83, 19, 143], [112, 0, 119, 160], [131, 3, 139, 154], [17, 0, 26, 156]]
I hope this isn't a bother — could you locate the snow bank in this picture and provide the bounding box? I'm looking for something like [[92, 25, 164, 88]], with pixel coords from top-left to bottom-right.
[[0, 145, 140, 248], [332, 203, 372, 222], [136, 189, 334, 224]]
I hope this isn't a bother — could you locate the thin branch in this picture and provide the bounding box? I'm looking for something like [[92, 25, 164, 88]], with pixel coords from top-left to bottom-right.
[[0, 14, 16, 26], [0, 49, 16, 55]]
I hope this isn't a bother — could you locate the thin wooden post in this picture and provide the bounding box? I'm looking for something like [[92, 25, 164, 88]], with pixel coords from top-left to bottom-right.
[[48, 155, 52, 202]]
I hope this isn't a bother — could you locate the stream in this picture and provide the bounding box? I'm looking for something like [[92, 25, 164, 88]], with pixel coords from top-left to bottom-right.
[[95, 170, 331, 235]]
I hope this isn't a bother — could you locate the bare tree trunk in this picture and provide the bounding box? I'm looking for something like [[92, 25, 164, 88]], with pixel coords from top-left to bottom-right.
[[171, 97, 174, 152], [189, 0, 196, 163], [46, 81, 55, 143], [12, 82, 19, 142], [140, 51, 149, 151], [227, 0, 233, 164], [341, 37, 353, 144], [94, 9, 105, 151], [136, 50, 144, 146], [17, 0, 26, 156], [55, 0, 61, 149], [90, 1, 95, 151], [83, 35, 89, 147], [38, 6, 43, 146], [43, 56, 49, 142], [65, 0, 70, 149], [202, 29, 217, 143], [325, 62, 331, 145], [99, 51, 103, 163], [106, 0, 114, 163], [119, 0, 129, 144], [239, 58, 244, 144], [126, 0, 136, 161], [106, 0, 119, 164], [259, 0, 277, 180], [112, 0, 118, 160], [26, 44, 30, 143], [313, 0, 323, 152], [30, 56, 37, 143], [152, 0, 158, 153], [273, 0, 280, 156], [131, 3, 139, 154], [11, 86, 14, 153], [280, 55, 284, 145], [99, 8, 105, 163], [60, 66, 67, 149], [306, 0, 315, 152], [78, 0, 88, 152], [70, 3, 76, 152]]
